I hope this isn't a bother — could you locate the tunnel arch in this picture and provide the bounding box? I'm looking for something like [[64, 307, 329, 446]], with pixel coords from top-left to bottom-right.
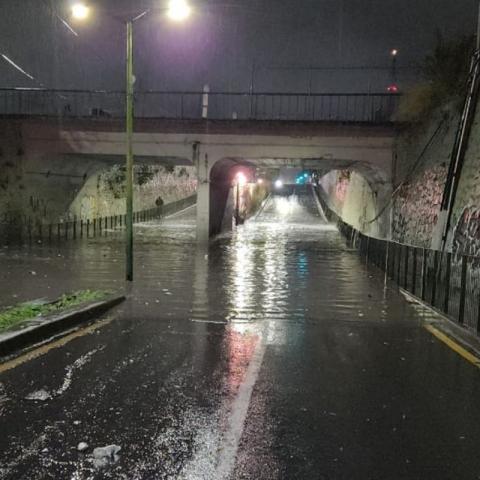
[[207, 155, 391, 238]]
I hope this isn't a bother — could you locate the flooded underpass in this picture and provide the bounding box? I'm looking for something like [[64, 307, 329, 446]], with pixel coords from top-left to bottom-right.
[[2, 190, 480, 479]]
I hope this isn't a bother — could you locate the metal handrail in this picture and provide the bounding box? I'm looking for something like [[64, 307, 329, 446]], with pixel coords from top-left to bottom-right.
[[0, 88, 401, 123], [0, 87, 400, 97], [0, 194, 197, 244], [314, 187, 480, 336]]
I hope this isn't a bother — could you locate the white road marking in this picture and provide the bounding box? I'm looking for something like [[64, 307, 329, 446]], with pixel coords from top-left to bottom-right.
[[191, 319, 227, 325], [164, 204, 196, 220], [177, 331, 266, 480], [214, 335, 266, 479]]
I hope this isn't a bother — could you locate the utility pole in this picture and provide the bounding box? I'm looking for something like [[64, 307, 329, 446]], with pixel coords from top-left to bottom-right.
[[125, 20, 134, 282], [125, 9, 155, 282], [433, 2, 480, 251], [477, 0, 480, 51], [70, 2, 190, 281], [389, 49, 398, 91]]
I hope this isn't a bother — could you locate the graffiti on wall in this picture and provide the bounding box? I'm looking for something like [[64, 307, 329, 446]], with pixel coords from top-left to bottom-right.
[[453, 207, 480, 257], [392, 165, 446, 247], [335, 171, 351, 205]]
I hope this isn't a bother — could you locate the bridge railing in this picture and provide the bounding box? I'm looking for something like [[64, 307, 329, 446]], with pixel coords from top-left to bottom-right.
[[0, 88, 400, 123]]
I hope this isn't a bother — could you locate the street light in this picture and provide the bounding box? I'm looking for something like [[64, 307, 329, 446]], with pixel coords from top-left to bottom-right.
[[167, 0, 191, 21], [389, 48, 398, 93], [71, 2, 90, 20], [71, 1, 191, 282]]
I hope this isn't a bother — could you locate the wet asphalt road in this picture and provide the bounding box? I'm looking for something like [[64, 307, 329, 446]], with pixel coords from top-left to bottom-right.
[[2, 194, 480, 479]]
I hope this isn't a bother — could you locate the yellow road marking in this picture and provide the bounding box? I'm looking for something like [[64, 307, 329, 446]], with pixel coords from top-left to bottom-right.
[[0, 316, 114, 375], [424, 324, 480, 369]]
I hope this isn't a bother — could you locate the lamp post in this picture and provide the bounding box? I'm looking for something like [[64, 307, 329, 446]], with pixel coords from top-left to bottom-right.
[[72, 1, 191, 281], [477, 0, 480, 51], [235, 172, 247, 226], [387, 48, 399, 93], [390, 49, 398, 81], [126, 19, 134, 281], [236, 180, 240, 226]]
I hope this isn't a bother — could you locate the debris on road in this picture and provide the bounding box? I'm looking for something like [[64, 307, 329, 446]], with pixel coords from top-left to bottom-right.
[[77, 442, 89, 452], [92, 444, 121, 468], [25, 389, 51, 401]]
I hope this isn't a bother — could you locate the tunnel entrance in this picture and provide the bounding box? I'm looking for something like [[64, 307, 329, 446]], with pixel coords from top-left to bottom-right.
[[207, 162, 383, 240], [252, 183, 327, 226]]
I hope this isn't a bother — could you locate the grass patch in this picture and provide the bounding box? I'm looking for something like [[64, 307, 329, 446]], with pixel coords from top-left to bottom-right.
[[0, 290, 109, 332]]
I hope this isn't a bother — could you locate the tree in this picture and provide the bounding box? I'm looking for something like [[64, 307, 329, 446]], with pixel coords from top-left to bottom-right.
[[423, 33, 474, 100], [397, 34, 475, 122]]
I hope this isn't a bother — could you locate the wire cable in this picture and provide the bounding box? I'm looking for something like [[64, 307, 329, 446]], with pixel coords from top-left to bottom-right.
[[365, 116, 447, 225]]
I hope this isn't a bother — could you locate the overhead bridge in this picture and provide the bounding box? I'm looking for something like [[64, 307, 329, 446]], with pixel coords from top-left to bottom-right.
[[0, 89, 400, 242]]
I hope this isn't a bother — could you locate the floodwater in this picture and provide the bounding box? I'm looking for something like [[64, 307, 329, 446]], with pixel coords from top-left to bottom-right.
[[1, 191, 480, 479]]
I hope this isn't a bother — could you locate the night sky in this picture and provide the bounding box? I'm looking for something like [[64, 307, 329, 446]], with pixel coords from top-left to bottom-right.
[[0, 0, 477, 92]]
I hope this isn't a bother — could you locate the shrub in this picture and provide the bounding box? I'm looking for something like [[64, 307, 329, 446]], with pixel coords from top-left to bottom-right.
[[397, 34, 474, 123]]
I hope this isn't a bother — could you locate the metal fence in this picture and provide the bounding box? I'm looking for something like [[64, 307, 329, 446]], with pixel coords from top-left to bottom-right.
[[0, 194, 197, 245], [330, 211, 480, 335], [0, 88, 400, 123]]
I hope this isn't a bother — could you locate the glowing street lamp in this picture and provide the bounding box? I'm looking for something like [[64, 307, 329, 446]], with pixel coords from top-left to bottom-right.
[[236, 172, 247, 187], [71, 2, 90, 20], [167, 0, 192, 22], [275, 179, 283, 189], [70, 1, 190, 281]]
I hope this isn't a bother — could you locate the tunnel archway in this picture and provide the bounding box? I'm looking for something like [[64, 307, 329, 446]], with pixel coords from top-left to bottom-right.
[[208, 156, 391, 239]]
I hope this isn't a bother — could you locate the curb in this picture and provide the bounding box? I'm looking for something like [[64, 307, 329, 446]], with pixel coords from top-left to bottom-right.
[[0, 294, 125, 358], [400, 288, 480, 359]]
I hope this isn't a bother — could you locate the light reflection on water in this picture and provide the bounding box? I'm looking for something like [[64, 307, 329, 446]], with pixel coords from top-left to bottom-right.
[[0, 198, 393, 333], [0, 197, 427, 480]]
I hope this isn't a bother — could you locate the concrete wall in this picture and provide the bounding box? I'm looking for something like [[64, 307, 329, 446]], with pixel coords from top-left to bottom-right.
[[208, 159, 267, 237], [391, 109, 453, 247], [329, 95, 480, 256], [449, 103, 480, 256], [220, 183, 269, 233], [0, 122, 29, 222], [0, 123, 96, 225], [318, 101, 480, 255], [2, 117, 396, 243], [390, 100, 480, 254], [0, 157, 197, 226], [68, 165, 197, 220], [210, 181, 231, 236], [320, 170, 383, 238], [0, 122, 197, 227]]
